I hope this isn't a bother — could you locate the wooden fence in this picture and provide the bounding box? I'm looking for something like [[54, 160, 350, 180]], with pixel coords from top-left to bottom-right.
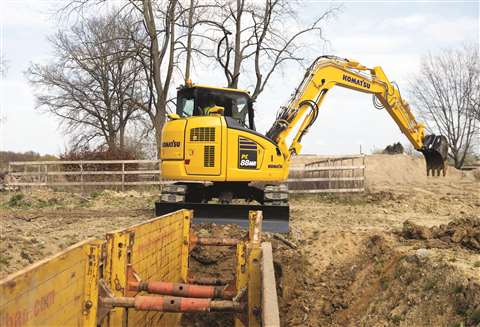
[[288, 155, 365, 193], [5, 156, 365, 193], [7, 160, 161, 190]]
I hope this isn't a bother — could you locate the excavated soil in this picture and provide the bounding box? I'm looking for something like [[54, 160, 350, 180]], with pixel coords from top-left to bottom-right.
[[1, 155, 479, 326]]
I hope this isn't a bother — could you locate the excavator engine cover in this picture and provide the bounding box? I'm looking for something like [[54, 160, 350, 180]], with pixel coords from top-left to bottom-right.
[[421, 134, 449, 176]]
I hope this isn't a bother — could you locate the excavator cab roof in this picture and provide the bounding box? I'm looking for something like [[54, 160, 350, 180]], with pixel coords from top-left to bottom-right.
[[187, 84, 251, 96]]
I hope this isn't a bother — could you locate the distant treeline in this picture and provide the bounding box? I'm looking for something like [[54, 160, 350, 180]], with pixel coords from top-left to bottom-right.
[[0, 147, 145, 173], [0, 151, 57, 172]]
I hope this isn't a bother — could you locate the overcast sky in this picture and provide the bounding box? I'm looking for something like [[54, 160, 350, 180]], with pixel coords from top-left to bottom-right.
[[0, 0, 478, 156]]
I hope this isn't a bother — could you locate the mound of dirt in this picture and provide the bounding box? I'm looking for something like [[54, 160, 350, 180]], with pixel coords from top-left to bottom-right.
[[293, 154, 475, 189], [274, 232, 480, 327], [365, 154, 471, 188], [403, 217, 480, 251]]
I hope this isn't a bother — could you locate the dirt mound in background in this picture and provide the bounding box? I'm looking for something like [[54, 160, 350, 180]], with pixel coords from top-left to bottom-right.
[[365, 154, 471, 188], [403, 217, 480, 251], [274, 231, 480, 327], [292, 154, 475, 189]]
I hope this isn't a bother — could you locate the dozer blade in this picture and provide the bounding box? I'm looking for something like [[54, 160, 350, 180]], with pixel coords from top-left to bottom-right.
[[421, 134, 449, 176], [155, 202, 289, 233]]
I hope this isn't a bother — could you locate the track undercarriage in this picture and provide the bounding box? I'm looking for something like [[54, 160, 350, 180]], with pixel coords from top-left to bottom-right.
[[155, 182, 289, 232]]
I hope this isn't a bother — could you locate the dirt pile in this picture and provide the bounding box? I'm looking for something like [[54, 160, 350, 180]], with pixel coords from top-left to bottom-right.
[[292, 153, 475, 189], [274, 231, 480, 327], [403, 217, 480, 251]]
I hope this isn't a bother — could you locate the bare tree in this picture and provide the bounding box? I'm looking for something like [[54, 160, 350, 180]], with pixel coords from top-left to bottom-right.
[[57, 0, 338, 153], [202, 0, 337, 100], [56, 0, 204, 155], [28, 11, 147, 150], [409, 45, 479, 168]]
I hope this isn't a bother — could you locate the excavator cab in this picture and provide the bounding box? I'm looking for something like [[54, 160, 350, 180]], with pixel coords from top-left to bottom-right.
[[421, 135, 449, 176], [176, 85, 255, 129]]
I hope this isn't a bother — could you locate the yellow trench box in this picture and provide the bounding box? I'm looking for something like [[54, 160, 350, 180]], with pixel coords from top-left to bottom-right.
[[0, 209, 191, 327]]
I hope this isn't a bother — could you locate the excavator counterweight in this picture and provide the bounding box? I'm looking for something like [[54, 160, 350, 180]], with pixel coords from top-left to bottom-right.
[[156, 56, 449, 232]]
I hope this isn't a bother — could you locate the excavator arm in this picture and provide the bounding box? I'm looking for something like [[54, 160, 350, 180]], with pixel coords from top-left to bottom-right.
[[266, 56, 449, 176]]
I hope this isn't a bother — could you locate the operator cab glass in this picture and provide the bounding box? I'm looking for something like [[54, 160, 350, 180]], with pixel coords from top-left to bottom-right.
[[177, 86, 255, 130]]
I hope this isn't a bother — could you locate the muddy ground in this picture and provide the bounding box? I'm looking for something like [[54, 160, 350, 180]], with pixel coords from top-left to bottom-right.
[[0, 155, 479, 326]]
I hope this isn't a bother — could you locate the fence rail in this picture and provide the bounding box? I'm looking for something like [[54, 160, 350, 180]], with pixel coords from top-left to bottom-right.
[[287, 155, 365, 193], [7, 159, 161, 190], [5, 156, 365, 193]]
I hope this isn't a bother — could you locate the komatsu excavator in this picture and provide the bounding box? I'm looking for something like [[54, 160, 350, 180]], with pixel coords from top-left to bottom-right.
[[155, 56, 448, 232]]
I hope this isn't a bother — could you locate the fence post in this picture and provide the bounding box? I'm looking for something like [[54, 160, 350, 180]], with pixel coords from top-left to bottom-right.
[[121, 162, 125, 191], [80, 163, 84, 193], [44, 164, 48, 187], [362, 155, 366, 190], [327, 159, 331, 191]]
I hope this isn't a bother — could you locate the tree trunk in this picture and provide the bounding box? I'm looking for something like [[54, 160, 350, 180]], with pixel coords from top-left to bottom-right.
[[230, 0, 243, 88], [119, 124, 125, 150], [185, 0, 195, 82], [107, 133, 117, 152], [154, 111, 166, 159]]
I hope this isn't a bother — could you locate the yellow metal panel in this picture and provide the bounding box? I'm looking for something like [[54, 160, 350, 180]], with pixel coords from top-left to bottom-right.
[[82, 240, 103, 327], [225, 128, 287, 182], [0, 239, 103, 327], [191, 84, 250, 95], [103, 210, 188, 327], [160, 119, 187, 160], [234, 240, 247, 327], [247, 245, 261, 327], [247, 211, 262, 327], [184, 116, 223, 176], [180, 210, 192, 282], [127, 210, 185, 327], [104, 232, 129, 326]]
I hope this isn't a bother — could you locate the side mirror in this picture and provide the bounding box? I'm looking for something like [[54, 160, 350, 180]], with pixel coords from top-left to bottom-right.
[[167, 113, 181, 120]]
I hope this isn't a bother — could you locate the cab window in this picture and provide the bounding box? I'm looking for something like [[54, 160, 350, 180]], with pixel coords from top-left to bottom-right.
[[176, 87, 254, 130]]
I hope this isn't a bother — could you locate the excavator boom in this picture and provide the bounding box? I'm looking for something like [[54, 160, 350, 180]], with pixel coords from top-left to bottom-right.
[[267, 55, 448, 175]]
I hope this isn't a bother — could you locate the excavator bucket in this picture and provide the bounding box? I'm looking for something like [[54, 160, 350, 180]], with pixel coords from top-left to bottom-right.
[[421, 134, 449, 176]]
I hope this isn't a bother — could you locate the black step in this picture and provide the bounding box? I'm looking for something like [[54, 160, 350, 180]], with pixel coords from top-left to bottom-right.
[[155, 202, 289, 233]]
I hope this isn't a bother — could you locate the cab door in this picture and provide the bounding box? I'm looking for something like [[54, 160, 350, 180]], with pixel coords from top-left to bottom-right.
[[184, 116, 222, 176]]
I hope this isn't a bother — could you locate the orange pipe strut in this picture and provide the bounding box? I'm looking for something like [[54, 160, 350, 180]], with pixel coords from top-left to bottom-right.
[[102, 296, 244, 312], [134, 296, 211, 312], [196, 237, 239, 246], [129, 281, 235, 299]]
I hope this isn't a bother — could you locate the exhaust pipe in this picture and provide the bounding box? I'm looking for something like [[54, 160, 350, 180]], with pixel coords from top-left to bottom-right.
[[421, 134, 449, 176]]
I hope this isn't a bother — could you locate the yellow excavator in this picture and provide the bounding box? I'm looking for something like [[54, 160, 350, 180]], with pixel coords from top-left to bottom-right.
[[155, 56, 448, 231]]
